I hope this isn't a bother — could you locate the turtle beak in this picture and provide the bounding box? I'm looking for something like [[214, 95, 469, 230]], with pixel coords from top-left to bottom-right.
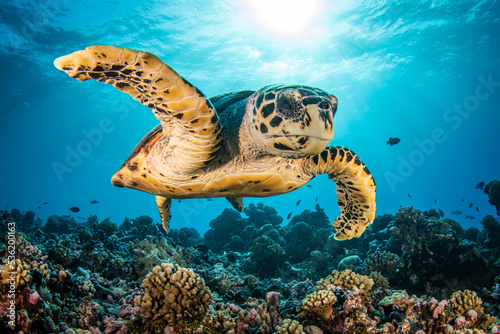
[[283, 105, 334, 155], [295, 137, 332, 155]]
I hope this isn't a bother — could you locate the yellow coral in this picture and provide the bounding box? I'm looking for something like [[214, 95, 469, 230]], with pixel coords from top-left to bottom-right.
[[297, 289, 337, 319], [316, 269, 373, 295], [276, 319, 303, 333], [379, 290, 411, 311], [481, 314, 500, 331], [448, 290, 483, 316], [0, 259, 31, 294], [134, 263, 212, 319], [368, 271, 389, 291]]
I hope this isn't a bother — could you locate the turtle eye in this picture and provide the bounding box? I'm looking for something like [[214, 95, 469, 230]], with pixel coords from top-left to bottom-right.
[[318, 101, 330, 109], [278, 95, 293, 111]]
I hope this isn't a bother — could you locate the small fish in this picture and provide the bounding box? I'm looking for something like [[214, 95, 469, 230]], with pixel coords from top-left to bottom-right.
[[315, 204, 320, 211], [287, 212, 292, 219], [461, 199, 465, 202], [76, 216, 85, 220], [452, 211, 462, 215], [90, 200, 99, 204], [306, 185, 313, 188], [69, 206, 80, 213], [476, 181, 485, 190], [315, 197, 318, 202], [387, 137, 401, 146], [408, 193, 411, 198], [296, 200, 301, 206], [465, 215, 475, 220], [38, 206, 41, 209], [476, 207, 480, 212], [469, 202, 473, 208], [438, 209, 444, 217], [206, 198, 213, 202], [43, 202, 49, 205], [434, 199, 437, 204]]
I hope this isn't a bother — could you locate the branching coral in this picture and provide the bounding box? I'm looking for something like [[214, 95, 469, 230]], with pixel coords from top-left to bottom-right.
[[368, 271, 389, 291], [250, 235, 285, 277], [297, 288, 337, 319], [131, 235, 191, 278], [134, 263, 212, 319], [448, 290, 484, 317], [284, 221, 314, 263], [316, 269, 374, 296], [0, 234, 50, 296], [276, 319, 304, 333], [297, 269, 374, 328], [0, 259, 31, 294], [396, 206, 422, 224], [378, 290, 414, 312], [201, 293, 282, 333], [363, 251, 402, 279]]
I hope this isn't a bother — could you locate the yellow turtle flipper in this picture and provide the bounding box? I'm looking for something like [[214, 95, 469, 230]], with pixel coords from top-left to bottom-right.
[[306, 146, 376, 240], [54, 45, 221, 172]]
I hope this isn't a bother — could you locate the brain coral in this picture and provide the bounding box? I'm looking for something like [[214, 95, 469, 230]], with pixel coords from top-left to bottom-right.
[[134, 263, 212, 319]]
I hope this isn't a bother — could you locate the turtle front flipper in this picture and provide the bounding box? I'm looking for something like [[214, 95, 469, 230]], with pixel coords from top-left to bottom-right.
[[54, 45, 221, 172], [305, 146, 376, 240]]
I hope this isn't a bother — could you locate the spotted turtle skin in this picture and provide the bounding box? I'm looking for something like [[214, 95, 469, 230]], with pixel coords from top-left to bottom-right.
[[55, 45, 376, 240]]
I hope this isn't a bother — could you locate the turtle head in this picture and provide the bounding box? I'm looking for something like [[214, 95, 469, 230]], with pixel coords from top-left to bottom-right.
[[249, 85, 337, 157]]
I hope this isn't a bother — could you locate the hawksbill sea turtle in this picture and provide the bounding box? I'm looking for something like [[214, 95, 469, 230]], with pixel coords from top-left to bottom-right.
[[54, 45, 376, 240]]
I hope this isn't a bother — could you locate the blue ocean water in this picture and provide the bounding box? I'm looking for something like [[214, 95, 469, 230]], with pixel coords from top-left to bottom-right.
[[1, 0, 499, 234]]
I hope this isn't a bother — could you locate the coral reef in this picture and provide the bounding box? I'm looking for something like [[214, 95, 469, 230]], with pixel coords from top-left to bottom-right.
[[1, 202, 500, 333], [316, 269, 374, 296], [449, 290, 484, 316], [298, 288, 338, 319], [134, 262, 212, 319], [250, 235, 285, 277], [276, 319, 304, 333], [484, 180, 500, 216], [363, 250, 402, 279]]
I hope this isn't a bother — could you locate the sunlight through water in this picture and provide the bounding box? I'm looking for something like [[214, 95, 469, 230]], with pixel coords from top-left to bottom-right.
[[235, 0, 326, 43]]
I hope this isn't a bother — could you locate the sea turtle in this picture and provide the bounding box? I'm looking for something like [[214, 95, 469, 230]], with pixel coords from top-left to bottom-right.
[[54, 45, 376, 240]]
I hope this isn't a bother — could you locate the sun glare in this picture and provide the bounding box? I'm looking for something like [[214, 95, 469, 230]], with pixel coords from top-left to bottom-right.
[[242, 0, 321, 36]]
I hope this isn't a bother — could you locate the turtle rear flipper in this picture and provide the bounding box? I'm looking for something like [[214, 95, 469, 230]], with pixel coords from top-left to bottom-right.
[[54, 45, 221, 172], [156, 196, 172, 233], [306, 146, 376, 240]]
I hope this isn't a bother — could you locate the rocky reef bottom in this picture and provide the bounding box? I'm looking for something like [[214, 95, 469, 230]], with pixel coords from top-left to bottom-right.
[[1, 203, 500, 333]]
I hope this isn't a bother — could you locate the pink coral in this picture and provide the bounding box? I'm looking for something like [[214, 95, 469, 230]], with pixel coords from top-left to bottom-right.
[[432, 299, 447, 318], [464, 310, 478, 328], [454, 315, 466, 330], [28, 289, 40, 305], [163, 326, 175, 333], [267, 291, 280, 302]]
